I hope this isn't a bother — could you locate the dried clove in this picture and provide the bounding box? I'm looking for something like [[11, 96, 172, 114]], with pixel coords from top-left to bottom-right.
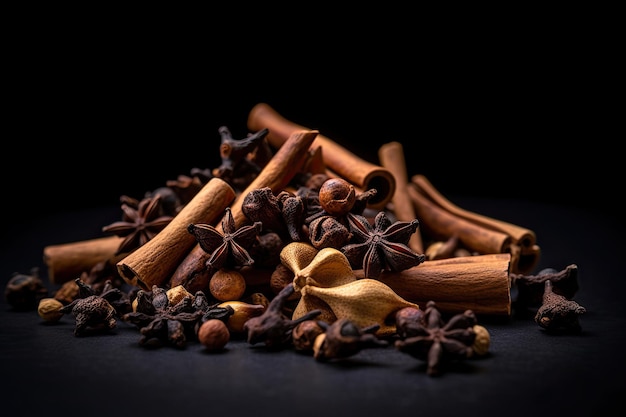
[[534, 280, 586, 333], [4, 267, 48, 311], [511, 264, 579, 307], [212, 126, 270, 191], [243, 283, 322, 349], [58, 278, 119, 337], [242, 187, 306, 242], [312, 319, 388, 361], [292, 319, 326, 353], [394, 306, 425, 339]]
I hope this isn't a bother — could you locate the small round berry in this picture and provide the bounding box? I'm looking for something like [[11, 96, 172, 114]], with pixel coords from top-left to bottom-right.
[[318, 178, 356, 216], [198, 319, 230, 352], [209, 268, 246, 301]]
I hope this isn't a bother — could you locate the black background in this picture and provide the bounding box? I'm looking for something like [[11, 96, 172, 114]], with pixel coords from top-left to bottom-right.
[[4, 21, 619, 226]]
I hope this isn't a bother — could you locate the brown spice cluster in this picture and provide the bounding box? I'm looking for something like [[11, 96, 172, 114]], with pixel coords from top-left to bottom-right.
[[8, 105, 588, 380]]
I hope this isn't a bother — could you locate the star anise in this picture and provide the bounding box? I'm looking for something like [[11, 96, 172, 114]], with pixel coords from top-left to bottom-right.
[[341, 211, 426, 279], [122, 286, 206, 348], [394, 301, 478, 376], [165, 174, 205, 208], [102, 195, 174, 255], [187, 207, 262, 274], [305, 185, 379, 250]]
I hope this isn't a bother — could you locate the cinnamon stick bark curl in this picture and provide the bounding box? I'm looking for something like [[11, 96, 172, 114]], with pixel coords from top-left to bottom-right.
[[117, 178, 236, 290], [247, 103, 395, 210]]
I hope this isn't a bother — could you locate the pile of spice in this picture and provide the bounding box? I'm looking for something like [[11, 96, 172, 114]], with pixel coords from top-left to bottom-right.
[[4, 103, 586, 376]]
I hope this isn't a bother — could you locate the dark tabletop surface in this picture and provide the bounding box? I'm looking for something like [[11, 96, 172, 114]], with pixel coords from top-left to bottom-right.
[[2, 193, 624, 417]]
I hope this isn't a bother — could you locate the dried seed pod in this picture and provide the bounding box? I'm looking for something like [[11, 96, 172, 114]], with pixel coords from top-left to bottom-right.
[[245, 292, 270, 309], [291, 290, 337, 325], [288, 246, 356, 292], [472, 325, 491, 356], [279, 241, 318, 273], [217, 300, 266, 333], [294, 279, 419, 337], [167, 285, 193, 306], [54, 280, 80, 305], [38, 298, 64, 322], [425, 235, 459, 261]]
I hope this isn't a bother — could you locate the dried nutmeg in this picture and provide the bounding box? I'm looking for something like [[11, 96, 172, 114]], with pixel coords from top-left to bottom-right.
[[198, 318, 230, 351], [209, 268, 247, 302]]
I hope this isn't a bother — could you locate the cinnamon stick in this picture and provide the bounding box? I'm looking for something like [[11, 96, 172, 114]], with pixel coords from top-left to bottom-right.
[[378, 141, 424, 254], [117, 177, 236, 290], [411, 174, 540, 274], [412, 174, 537, 249], [407, 184, 512, 255], [355, 254, 512, 316], [247, 103, 396, 210], [169, 130, 319, 292], [43, 235, 124, 284]]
